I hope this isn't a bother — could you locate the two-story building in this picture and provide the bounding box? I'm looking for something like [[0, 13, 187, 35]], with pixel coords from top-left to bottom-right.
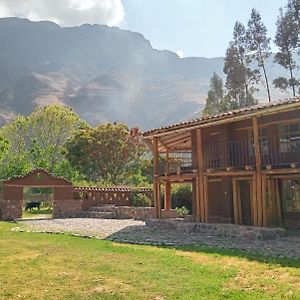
[[143, 97, 300, 228]]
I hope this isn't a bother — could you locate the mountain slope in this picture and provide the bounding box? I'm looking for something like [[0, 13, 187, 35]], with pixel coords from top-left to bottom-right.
[[0, 18, 295, 129]]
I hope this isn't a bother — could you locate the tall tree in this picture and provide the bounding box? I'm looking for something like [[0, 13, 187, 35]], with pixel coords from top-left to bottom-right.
[[274, 8, 299, 96], [223, 22, 256, 108], [66, 123, 146, 184], [203, 72, 225, 115], [246, 8, 272, 102], [287, 0, 300, 32]]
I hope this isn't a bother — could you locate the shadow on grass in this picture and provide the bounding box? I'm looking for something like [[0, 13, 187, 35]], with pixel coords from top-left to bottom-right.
[[106, 225, 300, 268]]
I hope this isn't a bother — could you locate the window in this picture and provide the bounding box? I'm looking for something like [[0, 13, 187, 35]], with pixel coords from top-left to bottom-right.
[[278, 123, 300, 153], [282, 179, 300, 213]]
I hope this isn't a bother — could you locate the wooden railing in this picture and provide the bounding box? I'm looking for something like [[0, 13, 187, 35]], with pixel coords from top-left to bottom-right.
[[158, 138, 300, 174], [159, 150, 193, 175], [203, 137, 300, 170]]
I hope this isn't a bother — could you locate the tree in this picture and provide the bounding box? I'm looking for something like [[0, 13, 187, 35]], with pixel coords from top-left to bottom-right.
[[274, 8, 299, 96], [203, 73, 225, 115], [287, 0, 300, 33], [0, 104, 85, 180], [66, 123, 146, 184], [223, 22, 257, 109], [246, 8, 272, 102]]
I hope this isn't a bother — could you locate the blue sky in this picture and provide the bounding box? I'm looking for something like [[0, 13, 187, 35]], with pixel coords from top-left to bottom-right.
[[0, 0, 287, 58], [121, 0, 286, 58]]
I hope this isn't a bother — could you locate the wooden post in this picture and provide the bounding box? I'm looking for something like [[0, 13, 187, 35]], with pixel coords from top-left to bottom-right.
[[275, 179, 283, 227], [232, 179, 240, 224], [249, 180, 254, 225], [262, 174, 267, 227], [203, 175, 209, 222], [165, 151, 169, 175], [252, 117, 263, 227], [196, 128, 205, 223], [164, 181, 171, 210], [252, 174, 258, 226], [153, 137, 161, 218]]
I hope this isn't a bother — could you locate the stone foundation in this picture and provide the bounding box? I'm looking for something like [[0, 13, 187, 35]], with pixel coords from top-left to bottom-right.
[[146, 219, 286, 240], [116, 206, 155, 220]]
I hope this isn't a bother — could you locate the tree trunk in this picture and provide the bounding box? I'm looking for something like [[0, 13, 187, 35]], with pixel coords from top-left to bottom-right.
[[261, 58, 271, 103], [289, 62, 296, 97]]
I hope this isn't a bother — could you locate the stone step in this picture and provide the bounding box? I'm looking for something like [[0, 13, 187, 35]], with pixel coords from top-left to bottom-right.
[[80, 211, 118, 219]]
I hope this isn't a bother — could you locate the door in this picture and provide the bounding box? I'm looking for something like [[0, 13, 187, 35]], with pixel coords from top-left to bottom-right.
[[281, 179, 300, 226], [232, 178, 253, 225], [239, 181, 252, 225]]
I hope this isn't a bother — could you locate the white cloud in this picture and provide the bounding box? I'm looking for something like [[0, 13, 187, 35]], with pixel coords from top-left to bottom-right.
[[176, 50, 184, 58], [0, 0, 125, 27]]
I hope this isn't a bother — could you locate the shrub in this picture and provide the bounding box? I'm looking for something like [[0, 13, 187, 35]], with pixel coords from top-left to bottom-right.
[[175, 206, 189, 218], [171, 184, 192, 213], [130, 191, 151, 207]]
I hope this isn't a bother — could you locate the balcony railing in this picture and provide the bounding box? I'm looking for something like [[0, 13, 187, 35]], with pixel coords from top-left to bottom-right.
[[204, 140, 255, 169], [204, 137, 300, 170], [158, 137, 300, 175], [159, 151, 193, 174]]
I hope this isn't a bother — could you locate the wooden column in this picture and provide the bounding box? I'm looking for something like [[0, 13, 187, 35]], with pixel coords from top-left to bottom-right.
[[196, 128, 205, 223], [232, 179, 240, 224], [165, 151, 169, 175], [164, 181, 171, 210], [252, 174, 258, 226], [203, 175, 209, 223], [252, 117, 263, 226], [275, 179, 283, 227], [153, 137, 161, 218]]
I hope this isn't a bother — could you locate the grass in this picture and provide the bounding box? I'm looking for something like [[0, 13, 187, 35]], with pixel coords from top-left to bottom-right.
[[22, 207, 53, 219], [0, 221, 299, 300]]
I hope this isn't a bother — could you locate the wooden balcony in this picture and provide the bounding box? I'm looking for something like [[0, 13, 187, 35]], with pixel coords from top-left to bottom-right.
[[159, 150, 194, 175], [159, 138, 300, 175], [203, 137, 300, 170]]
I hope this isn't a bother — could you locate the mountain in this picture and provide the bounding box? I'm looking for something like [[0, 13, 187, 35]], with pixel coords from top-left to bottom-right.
[[0, 18, 296, 130]]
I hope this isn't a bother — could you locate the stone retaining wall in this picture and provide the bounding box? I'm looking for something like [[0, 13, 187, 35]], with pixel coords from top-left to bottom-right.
[[146, 219, 286, 240], [116, 206, 155, 220]]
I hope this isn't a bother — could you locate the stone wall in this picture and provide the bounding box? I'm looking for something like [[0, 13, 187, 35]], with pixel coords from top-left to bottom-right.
[[0, 199, 23, 220], [116, 206, 155, 220], [146, 219, 286, 240], [53, 199, 83, 218]]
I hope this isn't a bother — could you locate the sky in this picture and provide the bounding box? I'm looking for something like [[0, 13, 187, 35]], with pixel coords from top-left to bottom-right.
[[0, 0, 287, 58]]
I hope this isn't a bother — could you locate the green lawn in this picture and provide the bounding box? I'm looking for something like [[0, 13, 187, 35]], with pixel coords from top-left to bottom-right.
[[0, 222, 299, 300]]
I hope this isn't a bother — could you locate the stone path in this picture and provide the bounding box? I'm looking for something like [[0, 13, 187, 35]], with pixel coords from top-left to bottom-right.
[[13, 218, 300, 260]]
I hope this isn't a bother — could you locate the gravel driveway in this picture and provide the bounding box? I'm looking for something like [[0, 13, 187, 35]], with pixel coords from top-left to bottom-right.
[[16, 218, 144, 239]]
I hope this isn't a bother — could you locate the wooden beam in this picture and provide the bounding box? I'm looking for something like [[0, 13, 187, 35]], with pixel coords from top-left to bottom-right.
[[164, 181, 171, 210], [194, 178, 201, 222], [232, 179, 240, 224], [205, 170, 255, 177], [275, 179, 283, 227], [203, 175, 209, 222], [196, 128, 205, 223], [252, 116, 263, 227], [262, 173, 267, 227], [252, 174, 258, 226], [160, 132, 191, 145], [264, 168, 300, 175], [153, 137, 160, 218]]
